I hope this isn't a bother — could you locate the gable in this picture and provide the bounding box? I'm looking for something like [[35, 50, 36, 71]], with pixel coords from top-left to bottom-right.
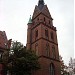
[[32, 5, 53, 20]]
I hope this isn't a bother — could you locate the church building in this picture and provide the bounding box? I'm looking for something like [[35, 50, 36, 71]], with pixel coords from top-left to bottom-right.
[[26, 0, 61, 75]]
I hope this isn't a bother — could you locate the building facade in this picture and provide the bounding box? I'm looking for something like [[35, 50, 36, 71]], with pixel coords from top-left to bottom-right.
[[0, 31, 12, 75], [0, 31, 11, 58], [0, 31, 8, 49], [26, 0, 61, 75]]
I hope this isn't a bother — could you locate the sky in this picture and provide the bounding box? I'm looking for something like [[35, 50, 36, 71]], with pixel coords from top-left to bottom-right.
[[0, 0, 74, 65]]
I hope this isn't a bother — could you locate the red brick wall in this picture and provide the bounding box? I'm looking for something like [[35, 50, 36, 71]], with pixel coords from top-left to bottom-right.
[[0, 31, 11, 49], [0, 31, 8, 48], [27, 2, 61, 75]]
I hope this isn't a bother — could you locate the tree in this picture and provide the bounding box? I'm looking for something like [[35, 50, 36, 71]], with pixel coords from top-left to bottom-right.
[[7, 41, 40, 75], [59, 55, 69, 75]]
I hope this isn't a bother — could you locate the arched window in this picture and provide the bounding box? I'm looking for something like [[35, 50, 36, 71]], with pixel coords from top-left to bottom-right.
[[52, 46, 56, 59], [45, 29, 49, 39], [49, 63, 55, 75], [46, 43, 50, 57], [0, 53, 2, 59], [35, 30, 38, 40], [35, 43, 38, 55], [50, 32, 54, 40], [44, 17, 45, 21]]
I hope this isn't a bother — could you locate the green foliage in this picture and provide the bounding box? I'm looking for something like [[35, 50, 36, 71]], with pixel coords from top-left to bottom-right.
[[10, 41, 24, 56], [8, 41, 40, 75]]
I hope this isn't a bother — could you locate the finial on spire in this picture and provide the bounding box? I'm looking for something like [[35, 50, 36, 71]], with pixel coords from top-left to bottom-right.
[[38, 0, 44, 6], [38, 0, 44, 10]]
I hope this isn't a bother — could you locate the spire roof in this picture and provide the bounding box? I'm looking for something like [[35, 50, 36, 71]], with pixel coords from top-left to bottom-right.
[[28, 15, 32, 24], [38, 0, 44, 6], [38, 0, 44, 10]]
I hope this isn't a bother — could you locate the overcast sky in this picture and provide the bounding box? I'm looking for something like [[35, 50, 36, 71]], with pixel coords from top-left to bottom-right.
[[0, 0, 74, 65]]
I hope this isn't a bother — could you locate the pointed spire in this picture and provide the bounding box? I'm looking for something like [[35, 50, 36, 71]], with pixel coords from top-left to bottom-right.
[[28, 15, 32, 24], [38, 0, 44, 10]]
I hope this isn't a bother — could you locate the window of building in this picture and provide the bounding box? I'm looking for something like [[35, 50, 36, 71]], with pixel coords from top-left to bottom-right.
[[49, 20, 50, 24], [35, 43, 38, 55], [45, 29, 48, 38], [35, 30, 38, 38], [0, 53, 2, 58], [50, 32, 54, 40], [0, 53, 2, 62], [57, 54, 59, 60], [44, 17, 45, 21], [46, 43, 50, 57], [49, 63, 55, 75], [37, 18, 39, 21], [52, 46, 56, 59]]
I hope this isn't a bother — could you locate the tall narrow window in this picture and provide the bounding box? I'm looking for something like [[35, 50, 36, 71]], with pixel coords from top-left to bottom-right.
[[57, 54, 59, 60], [49, 20, 50, 24], [45, 29, 48, 39], [0, 53, 2, 59], [52, 46, 56, 59], [49, 63, 55, 75], [46, 43, 50, 57], [37, 18, 39, 21], [35, 43, 38, 55], [44, 17, 45, 21], [51, 32, 54, 40], [35, 30, 38, 38]]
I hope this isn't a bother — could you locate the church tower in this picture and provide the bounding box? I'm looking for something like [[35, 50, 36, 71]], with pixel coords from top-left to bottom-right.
[[26, 0, 61, 75]]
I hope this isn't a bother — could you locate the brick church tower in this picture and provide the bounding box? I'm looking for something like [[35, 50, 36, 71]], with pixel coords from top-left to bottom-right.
[[26, 0, 61, 75]]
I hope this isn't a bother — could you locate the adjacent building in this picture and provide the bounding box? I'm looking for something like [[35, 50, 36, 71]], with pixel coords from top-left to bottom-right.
[[0, 31, 8, 49], [0, 31, 11, 75]]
